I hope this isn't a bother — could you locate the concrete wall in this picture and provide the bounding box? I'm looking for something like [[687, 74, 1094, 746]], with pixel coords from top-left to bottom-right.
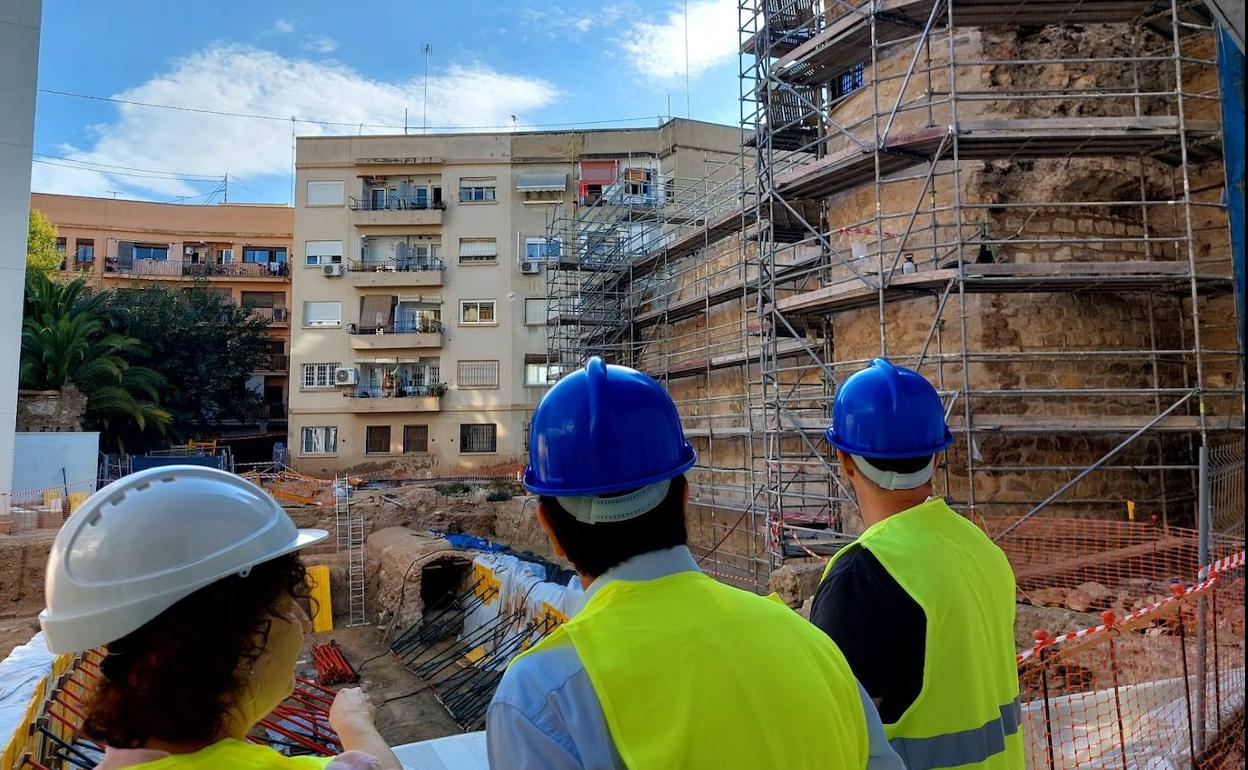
[[12, 432, 99, 494], [0, 1, 41, 496]]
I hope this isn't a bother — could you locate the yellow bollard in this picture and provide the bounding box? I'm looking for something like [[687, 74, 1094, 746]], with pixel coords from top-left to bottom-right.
[[1127, 499, 1136, 521], [306, 565, 334, 633]]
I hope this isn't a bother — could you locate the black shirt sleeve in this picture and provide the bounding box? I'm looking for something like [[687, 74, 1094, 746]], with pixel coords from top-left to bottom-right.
[[809, 544, 926, 724]]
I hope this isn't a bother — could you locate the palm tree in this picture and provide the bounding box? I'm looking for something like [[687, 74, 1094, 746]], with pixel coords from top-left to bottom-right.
[[20, 273, 171, 445]]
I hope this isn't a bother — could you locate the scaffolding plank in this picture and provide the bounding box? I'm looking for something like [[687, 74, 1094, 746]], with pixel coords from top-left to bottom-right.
[[773, 261, 1232, 316], [771, 0, 1157, 84], [773, 119, 1218, 200]]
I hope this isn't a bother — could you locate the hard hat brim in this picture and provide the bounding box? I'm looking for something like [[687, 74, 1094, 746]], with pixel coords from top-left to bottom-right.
[[826, 427, 954, 459]]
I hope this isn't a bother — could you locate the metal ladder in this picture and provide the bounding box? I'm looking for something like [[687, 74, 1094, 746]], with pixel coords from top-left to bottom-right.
[[334, 475, 367, 626]]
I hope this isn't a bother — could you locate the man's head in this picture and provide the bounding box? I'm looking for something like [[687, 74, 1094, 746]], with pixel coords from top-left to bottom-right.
[[827, 358, 951, 516], [524, 357, 697, 577]]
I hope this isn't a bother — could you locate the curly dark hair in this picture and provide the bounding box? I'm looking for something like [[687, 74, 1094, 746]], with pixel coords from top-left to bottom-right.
[[84, 554, 310, 749]]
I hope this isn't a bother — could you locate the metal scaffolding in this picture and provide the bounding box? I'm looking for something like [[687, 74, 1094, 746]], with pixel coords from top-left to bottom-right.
[[547, 0, 1242, 591]]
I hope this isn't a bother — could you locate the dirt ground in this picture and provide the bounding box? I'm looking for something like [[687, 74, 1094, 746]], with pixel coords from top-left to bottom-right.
[[303, 625, 461, 747], [0, 530, 57, 658]]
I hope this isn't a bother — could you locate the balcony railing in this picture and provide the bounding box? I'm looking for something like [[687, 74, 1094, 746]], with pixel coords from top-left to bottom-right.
[[106, 259, 289, 278], [247, 306, 290, 323], [347, 255, 446, 273], [347, 383, 447, 399], [349, 197, 447, 212], [351, 319, 443, 335], [256, 353, 289, 372]]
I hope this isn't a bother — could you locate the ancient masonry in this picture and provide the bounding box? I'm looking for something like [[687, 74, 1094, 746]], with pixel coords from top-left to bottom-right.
[[545, 0, 1243, 589]]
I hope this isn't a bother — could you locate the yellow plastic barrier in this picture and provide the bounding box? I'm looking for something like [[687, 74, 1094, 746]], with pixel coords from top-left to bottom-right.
[[68, 492, 89, 512], [306, 565, 334, 633]]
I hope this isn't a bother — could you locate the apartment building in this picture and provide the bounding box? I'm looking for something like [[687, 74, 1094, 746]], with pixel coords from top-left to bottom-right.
[[32, 193, 294, 435], [289, 118, 741, 476]]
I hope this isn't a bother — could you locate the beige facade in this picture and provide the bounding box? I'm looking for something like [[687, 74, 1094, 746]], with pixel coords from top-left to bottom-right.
[[32, 193, 294, 428], [289, 119, 741, 476]]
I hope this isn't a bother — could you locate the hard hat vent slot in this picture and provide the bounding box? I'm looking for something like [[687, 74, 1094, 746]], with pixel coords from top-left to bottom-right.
[[86, 511, 101, 527], [134, 482, 151, 492]]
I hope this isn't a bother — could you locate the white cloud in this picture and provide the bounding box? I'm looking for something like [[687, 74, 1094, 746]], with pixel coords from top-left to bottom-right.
[[620, 0, 738, 80], [521, 3, 634, 38], [273, 19, 295, 34], [301, 34, 338, 53], [32, 45, 559, 200]]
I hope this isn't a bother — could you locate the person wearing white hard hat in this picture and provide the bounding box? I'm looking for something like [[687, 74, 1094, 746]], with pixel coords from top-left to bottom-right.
[[39, 465, 404, 770]]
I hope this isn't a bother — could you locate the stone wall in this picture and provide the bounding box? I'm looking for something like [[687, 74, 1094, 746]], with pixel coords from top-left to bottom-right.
[[15, 387, 88, 432]]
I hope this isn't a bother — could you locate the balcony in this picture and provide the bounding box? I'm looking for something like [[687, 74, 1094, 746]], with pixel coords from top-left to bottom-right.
[[349, 197, 445, 227], [247, 306, 290, 326], [348, 319, 443, 351], [106, 259, 289, 280], [347, 256, 445, 288], [254, 354, 289, 374], [343, 383, 445, 413]]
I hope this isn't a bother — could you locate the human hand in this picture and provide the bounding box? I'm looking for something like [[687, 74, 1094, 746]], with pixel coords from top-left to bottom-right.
[[329, 687, 377, 737]]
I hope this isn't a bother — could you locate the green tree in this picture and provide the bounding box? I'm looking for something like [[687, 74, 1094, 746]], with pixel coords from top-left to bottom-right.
[[27, 209, 62, 274], [102, 284, 271, 439], [20, 273, 171, 449]]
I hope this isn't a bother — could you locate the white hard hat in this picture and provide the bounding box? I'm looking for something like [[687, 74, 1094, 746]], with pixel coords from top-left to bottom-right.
[[39, 465, 328, 654]]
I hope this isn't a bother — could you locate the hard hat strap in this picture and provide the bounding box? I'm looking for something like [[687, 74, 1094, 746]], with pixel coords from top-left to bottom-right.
[[849, 454, 935, 491], [556, 479, 671, 524]]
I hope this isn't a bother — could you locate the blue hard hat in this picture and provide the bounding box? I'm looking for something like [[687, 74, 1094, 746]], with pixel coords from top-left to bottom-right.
[[827, 358, 953, 459], [524, 357, 697, 496]]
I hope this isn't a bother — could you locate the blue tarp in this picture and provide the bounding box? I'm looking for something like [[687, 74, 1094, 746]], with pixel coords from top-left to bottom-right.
[[1217, 27, 1246, 355]]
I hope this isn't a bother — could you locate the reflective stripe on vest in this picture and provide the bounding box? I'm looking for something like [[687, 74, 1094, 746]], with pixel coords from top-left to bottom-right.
[[890, 698, 1021, 770], [515, 570, 870, 770], [823, 498, 1024, 770]]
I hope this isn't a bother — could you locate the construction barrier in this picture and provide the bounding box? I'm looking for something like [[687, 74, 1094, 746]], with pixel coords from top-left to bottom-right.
[[0, 480, 97, 534], [306, 565, 334, 634], [1018, 551, 1246, 770]]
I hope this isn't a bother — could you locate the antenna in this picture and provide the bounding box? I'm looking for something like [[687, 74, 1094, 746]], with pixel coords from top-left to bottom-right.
[[683, 0, 691, 118], [422, 44, 432, 133]]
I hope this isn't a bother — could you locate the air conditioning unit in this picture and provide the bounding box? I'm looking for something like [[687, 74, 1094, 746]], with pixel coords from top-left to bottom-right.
[[334, 367, 359, 386], [271, 307, 288, 321], [322, 263, 346, 277], [520, 260, 541, 275]]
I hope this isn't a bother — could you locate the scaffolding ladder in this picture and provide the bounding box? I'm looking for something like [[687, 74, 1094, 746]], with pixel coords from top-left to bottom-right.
[[334, 475, 366, 627]]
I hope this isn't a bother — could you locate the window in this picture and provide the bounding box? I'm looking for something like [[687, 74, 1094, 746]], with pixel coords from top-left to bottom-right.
[[243, 246, 287, 264], [459, 178, 497, 202], [365, 425, 392, 455], [524, 298, 547, 325], [306, 180, 345, 206], [460, 424, 497, 453], [459, 238, 498, 264], [403, 425, 429, 454], [303, 301, 342, 327], [524, 237, 561, 262], [624, 168, 654, 198], [525, 363, 560, 387], [55, 237, 66, 254], [301, 426, 338, 455], [241, 291, 282, 308], [832, 62, 866, 99], [304, 240, 343, 266], [134, 244, 169, 261], [75, 240, 95, 262], [301, 362, 339, 390], [459, 300, 497, 325], [457, 360, 500, 389]]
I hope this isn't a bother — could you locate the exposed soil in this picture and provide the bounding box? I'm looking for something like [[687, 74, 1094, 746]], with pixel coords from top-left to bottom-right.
[[302, 625, 460, 747]]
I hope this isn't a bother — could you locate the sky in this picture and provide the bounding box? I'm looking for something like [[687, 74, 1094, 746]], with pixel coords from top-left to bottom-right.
[[32, 0, 744, 205]]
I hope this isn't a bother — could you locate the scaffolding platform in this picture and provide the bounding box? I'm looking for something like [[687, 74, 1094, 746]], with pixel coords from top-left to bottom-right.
[[770, 0, 1160, 84], [771, 261, 1233, 316], [773, 118, 1219, 200]]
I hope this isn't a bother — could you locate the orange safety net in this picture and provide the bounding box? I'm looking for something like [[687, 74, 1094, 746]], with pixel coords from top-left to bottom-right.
[[984, 516, 1244, 610], [1017, 552, 1245, 770]]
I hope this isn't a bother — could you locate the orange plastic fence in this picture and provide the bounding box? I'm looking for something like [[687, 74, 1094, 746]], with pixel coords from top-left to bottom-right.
[[1017, 552, 1245, 770]]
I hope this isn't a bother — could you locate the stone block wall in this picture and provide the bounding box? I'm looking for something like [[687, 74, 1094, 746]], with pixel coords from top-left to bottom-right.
[[16, 387, 88, 432]]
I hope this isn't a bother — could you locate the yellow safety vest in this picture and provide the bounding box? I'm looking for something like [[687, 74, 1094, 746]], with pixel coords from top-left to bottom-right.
[[516, 570, 869, 770], [822, 498, 1023, 770], [120, 738, 335, 769]]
